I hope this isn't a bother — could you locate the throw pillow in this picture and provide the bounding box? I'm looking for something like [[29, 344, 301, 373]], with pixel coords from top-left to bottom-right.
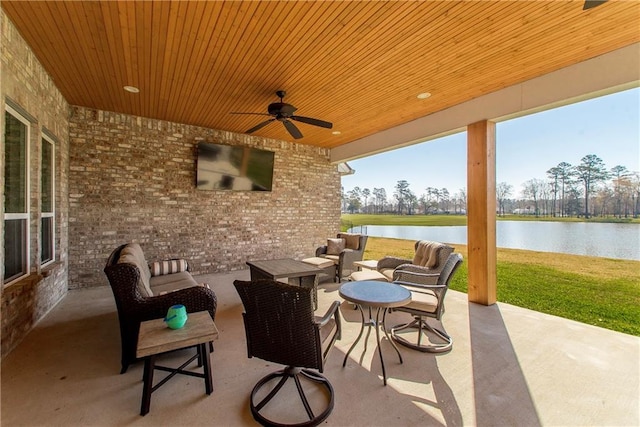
[[149, 259, 189, 276], [338, 233, 360, 250], [327, 238, 346, 255]]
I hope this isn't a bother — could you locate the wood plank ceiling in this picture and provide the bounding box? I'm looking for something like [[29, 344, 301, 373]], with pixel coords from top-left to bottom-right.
[[2, 1, 639, 149]]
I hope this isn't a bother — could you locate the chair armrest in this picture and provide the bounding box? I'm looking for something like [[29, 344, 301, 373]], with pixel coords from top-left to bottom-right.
[[339, 248, 360, 263], [136, 286, 218, 322], [315, 300, 342, 340], [377, 256, 412, 270], [316, 245, 328, 256], [315, 300, 341, 327], [393, 265, 440, 287]]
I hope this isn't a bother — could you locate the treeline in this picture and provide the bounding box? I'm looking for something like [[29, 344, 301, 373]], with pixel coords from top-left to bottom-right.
[[342, 154, 640, 218]]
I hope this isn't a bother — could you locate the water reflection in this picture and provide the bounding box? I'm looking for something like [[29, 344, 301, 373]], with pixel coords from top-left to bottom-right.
[[351, 221, 640, 260]]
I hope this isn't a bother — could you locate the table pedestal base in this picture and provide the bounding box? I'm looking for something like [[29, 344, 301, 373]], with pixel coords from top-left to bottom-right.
[[342, 305, 404, 385]]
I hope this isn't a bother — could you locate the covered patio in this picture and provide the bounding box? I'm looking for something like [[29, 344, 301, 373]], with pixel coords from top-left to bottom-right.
[[2, 2, 639, 425], [2, 271, 638, 425]]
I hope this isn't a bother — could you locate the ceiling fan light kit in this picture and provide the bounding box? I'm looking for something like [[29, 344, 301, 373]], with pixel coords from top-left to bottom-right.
[[231, 90, 333, 140]]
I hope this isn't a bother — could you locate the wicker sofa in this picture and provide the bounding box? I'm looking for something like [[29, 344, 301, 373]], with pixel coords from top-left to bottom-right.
[[104, 243, 217, 373]]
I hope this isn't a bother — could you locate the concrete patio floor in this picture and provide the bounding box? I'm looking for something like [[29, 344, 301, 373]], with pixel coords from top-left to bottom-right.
[[2, 270, 638, 426]]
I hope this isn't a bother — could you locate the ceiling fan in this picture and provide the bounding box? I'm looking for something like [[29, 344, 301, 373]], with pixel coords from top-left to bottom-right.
[[583, 0, 607, 10], [230, 90, 333, 139]]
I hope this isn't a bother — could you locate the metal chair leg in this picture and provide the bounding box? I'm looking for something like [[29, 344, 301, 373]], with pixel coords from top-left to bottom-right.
[[390, 316, 453, 353]]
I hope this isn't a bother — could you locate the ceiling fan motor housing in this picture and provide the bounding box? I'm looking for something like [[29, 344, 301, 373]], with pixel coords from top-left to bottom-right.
[[268, 102, 297, 118]]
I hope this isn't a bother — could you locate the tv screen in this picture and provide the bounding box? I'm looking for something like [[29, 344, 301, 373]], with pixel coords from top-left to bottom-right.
[[196, 142, 275, 191]]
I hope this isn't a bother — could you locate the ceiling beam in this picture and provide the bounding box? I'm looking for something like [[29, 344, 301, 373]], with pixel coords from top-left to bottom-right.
[[330, 43, 640, 163]]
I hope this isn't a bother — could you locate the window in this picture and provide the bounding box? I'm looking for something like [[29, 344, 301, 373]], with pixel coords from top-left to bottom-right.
[[41, 134, 55, 265], [4, 106, 30, 283]]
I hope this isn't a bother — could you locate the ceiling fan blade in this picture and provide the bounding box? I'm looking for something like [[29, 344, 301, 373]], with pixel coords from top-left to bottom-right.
[[283, 120, 303, 139], [230, 112, 272, 116], [246, 118, 276, 134], [583, 0, 607, 10], [291, 115, 333, 129]]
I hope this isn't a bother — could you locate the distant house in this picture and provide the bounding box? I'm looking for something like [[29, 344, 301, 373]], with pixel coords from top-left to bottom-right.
[[513, 208, 535, 215]]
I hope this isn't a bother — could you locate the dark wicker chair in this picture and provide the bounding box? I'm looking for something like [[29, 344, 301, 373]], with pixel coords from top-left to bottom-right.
[[315, 233, 368, 282], [234, 279, 341, 427], [390, 252, 463, 353], [104, 244, 217, 374]]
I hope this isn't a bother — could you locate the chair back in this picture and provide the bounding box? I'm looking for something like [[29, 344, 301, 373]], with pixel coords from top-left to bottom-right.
[[432, 253, 463, 318], [234, 279, 324, 370], [413, 240, 454, 271]]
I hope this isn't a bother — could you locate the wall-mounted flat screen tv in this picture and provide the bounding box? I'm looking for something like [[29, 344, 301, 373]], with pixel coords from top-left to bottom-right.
[[196, 142, 275, 191]]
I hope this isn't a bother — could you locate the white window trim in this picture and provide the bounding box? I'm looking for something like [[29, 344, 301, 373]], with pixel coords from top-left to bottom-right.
[[4, 105, 31, 286], [41, 133, 55, 267]]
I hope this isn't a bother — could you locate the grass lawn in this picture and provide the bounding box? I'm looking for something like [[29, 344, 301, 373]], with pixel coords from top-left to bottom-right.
[[363, 236, 640, 336]]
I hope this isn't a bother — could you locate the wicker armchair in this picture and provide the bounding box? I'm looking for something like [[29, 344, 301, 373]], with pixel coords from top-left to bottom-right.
[[234, 279, 341, 427], [104, 244, 217, 374], [391, 252, 463, 353], [384, 240, 454, 284], [315, 233, 368, 282]]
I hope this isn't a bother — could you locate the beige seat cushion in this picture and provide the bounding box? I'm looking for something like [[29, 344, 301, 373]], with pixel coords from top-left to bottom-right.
[[302, 257, 335, 269], [118, 243, 153, 297], [378, 268, 395, 281], [149, 271, 199, 294], [323, 254, 340, 264], [349, 269, 388, 282], [401, 286, 438, 313]]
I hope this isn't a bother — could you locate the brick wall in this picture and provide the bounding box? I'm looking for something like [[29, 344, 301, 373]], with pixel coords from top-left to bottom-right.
[[68, 107, 341, 288], [1, 9, 70, 357], [1, 7, 341, 360]]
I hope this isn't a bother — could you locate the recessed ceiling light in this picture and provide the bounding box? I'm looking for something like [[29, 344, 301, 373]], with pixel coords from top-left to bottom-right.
[[123, 85, 140, 93], [417, 92, 431, 99], [332, 131, 341, 135]]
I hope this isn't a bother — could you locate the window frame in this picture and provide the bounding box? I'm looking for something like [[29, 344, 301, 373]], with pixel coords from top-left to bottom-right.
[[40, 133, 55, 266], [3, 105, 31, 285]]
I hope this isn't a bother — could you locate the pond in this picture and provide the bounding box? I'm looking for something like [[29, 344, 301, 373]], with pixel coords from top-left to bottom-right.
[[349, 221, 640, 261]]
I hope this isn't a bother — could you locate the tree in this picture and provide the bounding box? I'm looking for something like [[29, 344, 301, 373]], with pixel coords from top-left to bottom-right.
[[378, 188, 388, 213], [610, 165, 630, 218], [425, 187, 439, 214], [440, 188, 450, 213], [394, 180, 411, 214], [540, 181, 552, 217], [574, 154, 609, 218], [457, 188, 467, 214], [496, 182, 513, 216], [555, 162, 573, 217], [361, 188, 371, 214], [347, 187, 362, 213], [631, 172, 640, 218], [406, 190, 417, 215], [372, 187, 386, 213], [546, 166, 560, 216], [522, 178, 545, 216]]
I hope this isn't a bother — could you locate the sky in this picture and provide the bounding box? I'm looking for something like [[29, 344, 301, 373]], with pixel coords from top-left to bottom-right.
[[341, 87, 640, 199]]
